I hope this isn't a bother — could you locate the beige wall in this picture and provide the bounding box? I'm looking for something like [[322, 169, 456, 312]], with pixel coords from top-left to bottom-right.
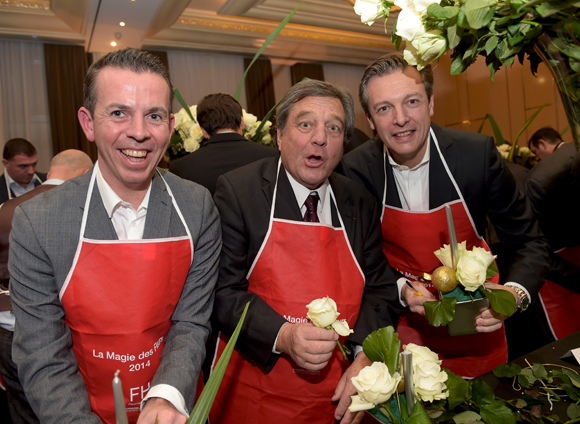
[[432, 54, 572, 146]]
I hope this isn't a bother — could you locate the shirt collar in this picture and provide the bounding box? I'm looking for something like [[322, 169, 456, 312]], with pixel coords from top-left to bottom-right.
[[5, 170, 38, 189], [43, 178, 64, 185], [95, 162, 152, 218], [284, 169, 329, 211], [385, 134, 431, 171]]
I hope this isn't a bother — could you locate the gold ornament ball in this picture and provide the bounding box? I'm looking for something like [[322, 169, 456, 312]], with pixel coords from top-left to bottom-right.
[[432, 266, 458, 293]]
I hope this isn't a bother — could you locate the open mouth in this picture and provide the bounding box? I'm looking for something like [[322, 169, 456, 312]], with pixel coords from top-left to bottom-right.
[[120, 149, 148, 162], [306, 155, 323, 165], [394, 130, 414, 138]]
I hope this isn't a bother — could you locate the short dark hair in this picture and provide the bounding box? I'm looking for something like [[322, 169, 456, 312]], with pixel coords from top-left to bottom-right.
[[274, 79, 355, 145], [83, 48, 173, 116], [3, 138, 37, 160], [528, 127, 563, 149], [360, 52, 434, 116], [196, 93, 243, 136]]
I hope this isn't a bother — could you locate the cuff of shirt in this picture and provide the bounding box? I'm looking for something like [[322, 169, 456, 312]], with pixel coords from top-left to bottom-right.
[[141, 384, 188, 418], [504, 282, 531, 305], [397, 277, 409, 308], [272, 322, 288, 354]]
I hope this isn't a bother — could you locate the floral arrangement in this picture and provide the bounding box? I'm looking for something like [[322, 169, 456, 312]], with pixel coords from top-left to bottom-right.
[[346, 325, 580, 423], [496, 143, 537, 168], [425, 241, 516, 327], [353, 0, 579, 80], [166, 105, 273, 161], [307, 296, 353, 359]]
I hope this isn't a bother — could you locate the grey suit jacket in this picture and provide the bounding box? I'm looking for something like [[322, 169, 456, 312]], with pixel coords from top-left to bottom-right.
[[9, 167, 221, 423]]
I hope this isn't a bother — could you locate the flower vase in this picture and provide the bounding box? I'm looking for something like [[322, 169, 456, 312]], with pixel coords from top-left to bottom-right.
[[533, 31, 580, 154]]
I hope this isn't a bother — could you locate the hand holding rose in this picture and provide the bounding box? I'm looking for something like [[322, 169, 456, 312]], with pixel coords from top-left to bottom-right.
[[275, 323, 338, 371]]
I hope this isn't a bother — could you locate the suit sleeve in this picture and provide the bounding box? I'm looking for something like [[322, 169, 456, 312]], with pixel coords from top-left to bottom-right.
[[483, 137, 549, 300], [10, 206, 101, 424], [152, 187, 221, 409], [212, 175, 287, 371]]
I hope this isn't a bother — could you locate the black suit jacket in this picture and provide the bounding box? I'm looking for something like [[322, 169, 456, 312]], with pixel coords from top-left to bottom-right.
[[0, 172, 46, 205], [213, 156, 402, 371], [169, 132, 278, 195], [526, 142, 580, 251], [341, 123, 549, 300]]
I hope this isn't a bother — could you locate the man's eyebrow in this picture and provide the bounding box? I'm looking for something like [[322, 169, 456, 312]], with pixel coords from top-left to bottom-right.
[[295, 110, 315, 120]]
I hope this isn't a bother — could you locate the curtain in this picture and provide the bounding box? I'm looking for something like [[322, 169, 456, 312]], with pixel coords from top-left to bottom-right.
[[323, 62, 372, 137], [167, 50, 246, 112], [44, 44, 96, 161], [243, 58, 275, 119], [0, 40, 52, 174], [291, 63, 325, 85]]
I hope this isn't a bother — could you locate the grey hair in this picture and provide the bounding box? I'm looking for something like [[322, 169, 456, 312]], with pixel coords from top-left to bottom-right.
[[359, 52, 434, 116], [274, 79, 355, 146]]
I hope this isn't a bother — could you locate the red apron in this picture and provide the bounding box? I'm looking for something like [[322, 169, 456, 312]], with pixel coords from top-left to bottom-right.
[[60, 166, 193, 424], [381, 129, 507, 378], [539, 246, 580, 340], [209, 161, 365, 424]]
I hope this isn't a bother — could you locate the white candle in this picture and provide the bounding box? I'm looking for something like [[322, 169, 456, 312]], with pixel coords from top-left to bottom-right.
[[112, 370, 129, 424]]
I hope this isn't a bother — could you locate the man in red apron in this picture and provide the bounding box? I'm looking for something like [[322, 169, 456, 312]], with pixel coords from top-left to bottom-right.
[[9, 49, 221, 424], [526, 141, 580, 340], [211, 80, 402, 424], [341, 53, 550, 378]]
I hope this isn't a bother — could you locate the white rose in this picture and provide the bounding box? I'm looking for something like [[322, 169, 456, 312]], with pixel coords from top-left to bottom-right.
[[332, 320, 354, 337], [242, 109, 258, 127], [413, 360, 449, 402], [404, 44, 419, 67], [497, 144, 510, 152], [456, 250, 488, 291], [434, 241, 467, 269], [245, 126, 258, 139], [189, 105, 197, 121], [262, 120, 272, 131], [350, 362, 401, 409], [306, 296, 340, 328], [412, 30, 447, 66], [173, 108, 190, 129], [395, 7, 426, 41], [470, 247, 496, 269], [403, 343, 441, 366], [183, 136, 201, 153], [354, 0, 386, 26], [261, 133, 273, 145], [395, 0, 440, 14], [349, 395, 375, 412]]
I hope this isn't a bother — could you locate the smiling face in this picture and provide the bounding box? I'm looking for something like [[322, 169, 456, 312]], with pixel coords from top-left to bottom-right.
[[277, 96, 345, 190], [366, 67, 434, 168], [2, 153, 38, 187], [78, 67, 174, 203]]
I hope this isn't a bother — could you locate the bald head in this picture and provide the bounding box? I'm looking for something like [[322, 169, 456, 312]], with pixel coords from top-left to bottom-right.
[[47, 149, 93, 181]]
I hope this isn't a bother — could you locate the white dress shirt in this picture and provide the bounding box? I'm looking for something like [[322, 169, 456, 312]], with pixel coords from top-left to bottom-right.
[[5, 171, 39, 198], [95, 166, 188, 418]]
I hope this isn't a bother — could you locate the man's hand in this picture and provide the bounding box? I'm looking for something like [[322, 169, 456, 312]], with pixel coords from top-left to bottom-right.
[[475, 283, 518, 333], [401, 281, 436, 316], [275, 322, 338, 371], [137, 398, 187, 424], [331, 352, 371, 424]]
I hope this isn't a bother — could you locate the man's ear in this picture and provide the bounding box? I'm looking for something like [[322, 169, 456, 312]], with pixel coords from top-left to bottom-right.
[[239, 118, 245, 132], [78, 107, 95, 142], [201, 128, 211, 139], [366, 114, 376, 131]]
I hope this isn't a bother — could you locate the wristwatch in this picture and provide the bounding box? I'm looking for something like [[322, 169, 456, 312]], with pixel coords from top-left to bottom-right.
[[511, 286, 530, 312]]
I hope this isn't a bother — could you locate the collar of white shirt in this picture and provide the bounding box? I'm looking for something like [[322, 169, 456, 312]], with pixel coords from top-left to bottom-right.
[[284, 169, 332, 225], [5, 170, 38, 196], [95, 163, 152, 219], [385, 134, 431, 171]]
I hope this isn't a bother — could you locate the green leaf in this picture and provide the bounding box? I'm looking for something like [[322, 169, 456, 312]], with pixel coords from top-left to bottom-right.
[[493, 363, 522, 378], [536, 0, 580, 18], [362, 326, 400, 375], [233, 1, 304, 101], [481, 287, 517, 316], [392, 18, 402, 51], [564, 383, 580, 401], [187, 302, 250, 424], [174, 88, 195, 121], [472, 380, 495, 406], [406, 401, 432, 424], [486, 261, 498, 279], [509, 102, 548, 161], [515, 398, 527, 408], [424, 297, 457, 327], [464, 0, 495, 30], [485, 36, 499, 55], [477, 115, 489, 134], [532, 363, 548, 380], [453, 410, 484, 424], [480, 401, 517, 424], [485, 113, 506, 145], [482, 5, 496, 28], [447, 24, 462, 49], [457, 4, 470, 29], [518, 368, 537, 387], [568, 403, 580, 420], [428, 4, 459, 19], [563, 369, 580, 388], [445, 369, 470, 409]]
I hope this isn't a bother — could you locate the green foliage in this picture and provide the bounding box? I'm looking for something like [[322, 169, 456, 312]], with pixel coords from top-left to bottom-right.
[[186, 302, 250, 424], [406, 401, 432, 424], [480, 286, 517, 316], [424, 297, 457, 327], [445, 369, 470, 409], [362, 326, 401, 375], [493, 363, 522, 378], [479, 401, 516, 424]]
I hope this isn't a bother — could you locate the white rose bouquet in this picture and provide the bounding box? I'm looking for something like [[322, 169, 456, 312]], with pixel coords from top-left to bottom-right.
[[306, 296, 353, 360], [425, 241, 516, 328]]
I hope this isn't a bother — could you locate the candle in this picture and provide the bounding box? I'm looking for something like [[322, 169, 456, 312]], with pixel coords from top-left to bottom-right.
[[401, 351, 415, 416], [112, 370, 129, 424], [445, 205, 459, 270]]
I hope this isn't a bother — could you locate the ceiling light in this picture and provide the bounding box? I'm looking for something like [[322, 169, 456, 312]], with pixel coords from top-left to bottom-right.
[[119, 22, 125, 27], [111, 41, 117, 47]]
